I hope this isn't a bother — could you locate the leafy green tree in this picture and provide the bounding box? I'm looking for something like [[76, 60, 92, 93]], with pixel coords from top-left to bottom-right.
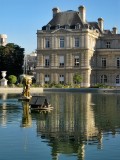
[[0, 43, 24, 78], [8, 75, 17, 85], [73, 73, 82, 84]]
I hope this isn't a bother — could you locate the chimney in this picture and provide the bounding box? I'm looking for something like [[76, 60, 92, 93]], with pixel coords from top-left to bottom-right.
[[52, 7, 60, 17], [78, 5, 86, 23], [112, 27, 117, 34], [98, 17, 104, 32]]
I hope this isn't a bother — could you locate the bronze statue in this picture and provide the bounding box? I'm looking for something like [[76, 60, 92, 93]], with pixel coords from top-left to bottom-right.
[[22, 76, 32, 99]]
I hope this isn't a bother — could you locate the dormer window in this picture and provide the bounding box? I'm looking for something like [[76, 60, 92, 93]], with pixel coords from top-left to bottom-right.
[[75, 23, 81, 29], [65, 24, 70, 29], [56, 24, 60, 29], [46, 24, 51, 30]]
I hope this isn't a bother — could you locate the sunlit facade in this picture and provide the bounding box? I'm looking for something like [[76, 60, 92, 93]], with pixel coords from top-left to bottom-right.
[[36, 5, 120, 87]]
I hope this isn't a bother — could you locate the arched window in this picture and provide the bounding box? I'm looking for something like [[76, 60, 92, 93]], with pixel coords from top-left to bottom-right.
[[100, 75, 107, 83], [116, 75, 120, 84]]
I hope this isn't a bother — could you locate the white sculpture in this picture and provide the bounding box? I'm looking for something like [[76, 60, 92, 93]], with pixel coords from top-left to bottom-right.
[[0, 71, 8, 87]]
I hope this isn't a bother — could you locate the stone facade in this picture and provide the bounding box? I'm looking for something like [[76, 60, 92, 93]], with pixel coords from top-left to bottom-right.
[[36, 5, 120, 87], [24, 52, 37, 75]]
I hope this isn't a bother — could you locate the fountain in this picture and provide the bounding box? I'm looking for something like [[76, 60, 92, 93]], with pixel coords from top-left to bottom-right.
[[18, 75, 32, 101], [0, 71, 8, 87], [22, 75, 32, 100]]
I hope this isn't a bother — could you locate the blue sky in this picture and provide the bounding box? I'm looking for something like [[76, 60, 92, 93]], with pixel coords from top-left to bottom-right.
[[0, 0, 120, 54]]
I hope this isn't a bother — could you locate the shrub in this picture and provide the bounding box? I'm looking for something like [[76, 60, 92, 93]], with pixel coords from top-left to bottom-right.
[[8, 75, 17, 85]]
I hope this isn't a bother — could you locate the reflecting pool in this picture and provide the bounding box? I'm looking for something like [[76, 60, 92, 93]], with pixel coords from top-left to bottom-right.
[[0, 92, 120, 160]]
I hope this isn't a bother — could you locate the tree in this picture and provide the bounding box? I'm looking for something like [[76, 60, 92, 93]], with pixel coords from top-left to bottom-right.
[[0, 43, 24, 78], [73, 73, 82, 84], [8, 75, 17, 85]]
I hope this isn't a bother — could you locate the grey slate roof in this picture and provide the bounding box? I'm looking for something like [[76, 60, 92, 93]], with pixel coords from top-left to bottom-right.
[[42, 10, 102, 33], [48, 11, 83, 26], [42, 10, 84, 30]]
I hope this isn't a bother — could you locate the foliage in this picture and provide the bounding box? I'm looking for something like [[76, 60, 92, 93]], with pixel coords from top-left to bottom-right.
[[0, 43, 24, 78], [92, 83, 110, 88], [8, 75, 17, 84], [54, 83, 63, 88], [73, 73, 82, 84]]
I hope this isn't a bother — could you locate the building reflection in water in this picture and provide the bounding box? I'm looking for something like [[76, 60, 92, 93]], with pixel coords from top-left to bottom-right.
[[32, 93, 101, 160], [0, 93, 120, 159], [0, 93, 7, 127]]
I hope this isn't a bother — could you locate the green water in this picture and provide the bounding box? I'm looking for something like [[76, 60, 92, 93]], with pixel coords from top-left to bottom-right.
[[0, 92, 120, 160]]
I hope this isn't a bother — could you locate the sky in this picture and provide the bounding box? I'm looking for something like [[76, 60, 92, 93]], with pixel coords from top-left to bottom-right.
[[0, 0, 120, 54]]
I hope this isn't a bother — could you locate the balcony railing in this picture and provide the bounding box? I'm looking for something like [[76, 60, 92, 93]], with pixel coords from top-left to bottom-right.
[[36, 65, 90, 70]]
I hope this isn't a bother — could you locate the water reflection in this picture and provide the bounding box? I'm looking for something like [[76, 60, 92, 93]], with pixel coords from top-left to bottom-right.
[[0, 93, 120, 160], [31, 93, 99, 160], [30, 93, 120, 160], [0, 93, 21, 127], [21, 101, 32, 128]]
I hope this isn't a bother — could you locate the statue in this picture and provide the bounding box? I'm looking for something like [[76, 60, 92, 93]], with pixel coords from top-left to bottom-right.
[[22, 76, 32, 99]]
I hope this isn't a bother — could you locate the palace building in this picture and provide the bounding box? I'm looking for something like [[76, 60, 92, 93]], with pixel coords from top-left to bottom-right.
[[36, 5, 120, 87]]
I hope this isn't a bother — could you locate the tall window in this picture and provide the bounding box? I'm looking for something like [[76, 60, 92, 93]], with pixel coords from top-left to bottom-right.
[[116, 75, 120, 84], [100, 75, 107, 83], [59, 75, 64, 84], [74, 56, 79, 66], [117, 57, 120, 68], [45, 38, 50, 48], [101, 57, 106, 68], [59, 56, 64, 67], [106, 42, 111, 48], [45, 56, 49, 67], [74, 37, 79, 47], [60, 37, 64, 48], [45, 75, 50, 84]]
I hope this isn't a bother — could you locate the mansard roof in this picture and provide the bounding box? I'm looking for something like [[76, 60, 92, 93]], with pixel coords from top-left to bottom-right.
[[42, 10, 84, 30], [42, 9, 102, 33], [49, 10, 83, 26]]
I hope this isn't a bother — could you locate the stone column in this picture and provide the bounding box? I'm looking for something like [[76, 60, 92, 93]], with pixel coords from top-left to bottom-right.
[[51, 73, 54, 83], [39, 54, 44, 67], [69, 73, 73, 85], [81, 36, 84, 48], [69, 36, 72, 48], [84, 34, 89, 49], [54, 54, 58, 67], [82, 70, 91, 87], [51, 54, 54, 68], [66, 54, 69, 67], [40, 73, 44, 86], [54, 73, 59, 84], [65, 73, 69, 84], [69, 54, 73, 68], [41, 37, 44, 49], [66, 54, 72, 68], [66, 36, 69, 48], [81, 53, 85, 67]]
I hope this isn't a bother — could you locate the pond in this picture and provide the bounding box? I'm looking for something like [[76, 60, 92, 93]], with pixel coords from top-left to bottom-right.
[[0, 92, 120, 160]]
